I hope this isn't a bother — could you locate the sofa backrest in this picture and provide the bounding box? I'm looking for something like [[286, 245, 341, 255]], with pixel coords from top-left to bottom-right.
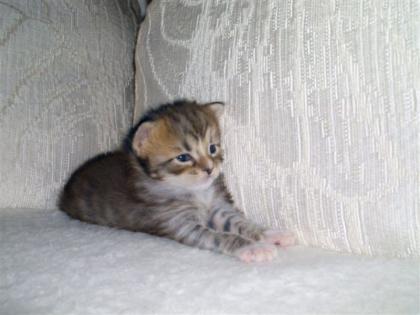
[[0, 0, 139, 209], [134, 0, 419, 257]]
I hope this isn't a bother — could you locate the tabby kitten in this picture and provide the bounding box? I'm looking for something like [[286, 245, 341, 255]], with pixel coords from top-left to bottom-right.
[[59, 101, 294, 262]]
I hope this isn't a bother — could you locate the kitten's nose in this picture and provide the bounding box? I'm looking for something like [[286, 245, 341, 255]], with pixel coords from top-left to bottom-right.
[[203, 167, 213, 175]]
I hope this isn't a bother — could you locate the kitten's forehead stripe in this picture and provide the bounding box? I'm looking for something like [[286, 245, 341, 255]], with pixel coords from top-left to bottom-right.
[[182, 140, 191, 152]]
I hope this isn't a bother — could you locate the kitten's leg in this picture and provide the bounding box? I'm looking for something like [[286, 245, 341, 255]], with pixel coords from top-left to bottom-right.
[[207, 207, 266, 241], [208, 207, 296, 246], [161, 219, 277, 263]]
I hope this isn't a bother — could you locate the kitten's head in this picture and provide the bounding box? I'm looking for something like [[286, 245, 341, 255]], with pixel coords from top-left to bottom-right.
[[127, 100, 224, 191]]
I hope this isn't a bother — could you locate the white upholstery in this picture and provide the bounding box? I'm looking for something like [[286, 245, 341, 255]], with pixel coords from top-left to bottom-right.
[[1, 208, 418, 315], [0, 0, 138, 209], [135, 0, 420, 257]]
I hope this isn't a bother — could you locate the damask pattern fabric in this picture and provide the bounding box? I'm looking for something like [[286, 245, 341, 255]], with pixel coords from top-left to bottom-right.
[[135, 0, 419, 257], [0, 0, 138, 209]]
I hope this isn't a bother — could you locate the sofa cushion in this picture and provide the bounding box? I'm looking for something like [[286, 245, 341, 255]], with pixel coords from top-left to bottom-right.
[[1, 208, 418, 314], [0, 0, 138, 209], [134, 0, 419, 257]]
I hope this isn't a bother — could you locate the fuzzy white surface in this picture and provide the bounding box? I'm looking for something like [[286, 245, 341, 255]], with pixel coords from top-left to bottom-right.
[[1, 209, 419, 315]]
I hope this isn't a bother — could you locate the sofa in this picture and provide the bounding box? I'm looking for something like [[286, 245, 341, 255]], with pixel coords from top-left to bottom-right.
[[1, 0, 419, 314]]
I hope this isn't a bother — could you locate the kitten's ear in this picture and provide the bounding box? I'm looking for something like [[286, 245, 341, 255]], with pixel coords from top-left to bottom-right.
[[205, 102, 225, 118], [132, 121, 154, 157]]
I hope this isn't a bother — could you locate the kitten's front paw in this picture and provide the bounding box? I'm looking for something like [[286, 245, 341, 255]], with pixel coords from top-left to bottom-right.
[[263, 230, 296, 247], [234, 243, 277, 263]]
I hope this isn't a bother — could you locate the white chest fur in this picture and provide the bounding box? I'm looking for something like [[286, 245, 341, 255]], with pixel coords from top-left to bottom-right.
[[190, 186, 215, 210]]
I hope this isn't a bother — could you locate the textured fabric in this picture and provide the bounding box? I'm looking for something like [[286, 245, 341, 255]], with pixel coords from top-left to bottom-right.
[[135, 0, 420, 257], [1, 208, 419, 315], [0, 0, 138, 209]]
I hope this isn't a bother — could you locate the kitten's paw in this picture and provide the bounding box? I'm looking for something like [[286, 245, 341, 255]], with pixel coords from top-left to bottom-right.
[[263, 230, 296, 247], [234, 243, 277, 263]]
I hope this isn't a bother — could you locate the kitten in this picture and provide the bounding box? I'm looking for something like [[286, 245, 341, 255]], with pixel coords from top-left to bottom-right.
[[59, 101, 294, 262]]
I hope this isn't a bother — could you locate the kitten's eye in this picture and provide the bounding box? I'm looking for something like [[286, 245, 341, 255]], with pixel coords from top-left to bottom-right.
[[209, 144, 217, 155], [176, 154, 192, 162]]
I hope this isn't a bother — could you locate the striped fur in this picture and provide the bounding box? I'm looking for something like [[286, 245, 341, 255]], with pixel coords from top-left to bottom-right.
[[59, 101, 282, 261]]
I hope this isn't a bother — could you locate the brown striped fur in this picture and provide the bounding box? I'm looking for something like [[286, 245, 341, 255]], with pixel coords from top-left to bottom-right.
[[59, 101, 294, 262]]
